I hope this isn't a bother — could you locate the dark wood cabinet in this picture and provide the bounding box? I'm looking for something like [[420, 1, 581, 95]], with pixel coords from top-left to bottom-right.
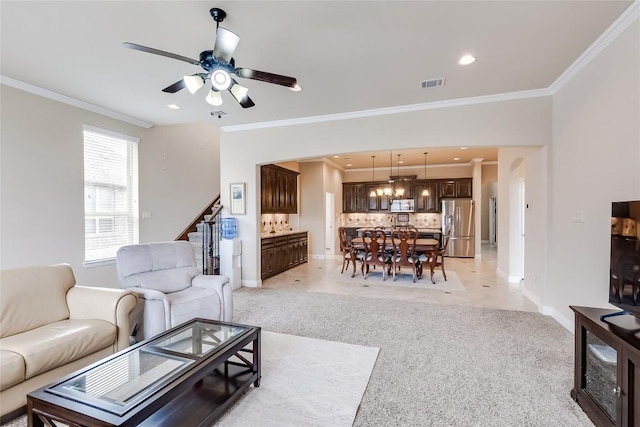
[[414, 180, 440, 213], [366, 183, 390, 212], [261, 164, 299, 214], [456, 178, 473, 198], [342, 178, 471, 213], [343, 183, 367, 213], [261, 232, 308, 280], [570, 306, 640, 427], [439, 180, 457, 198]]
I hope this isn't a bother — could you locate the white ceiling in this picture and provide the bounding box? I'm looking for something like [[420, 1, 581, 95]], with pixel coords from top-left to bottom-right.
[[0, 1, 634, 168]]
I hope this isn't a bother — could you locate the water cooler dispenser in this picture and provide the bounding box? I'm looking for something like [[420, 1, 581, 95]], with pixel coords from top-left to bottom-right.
[[220, 218, 241, 290]]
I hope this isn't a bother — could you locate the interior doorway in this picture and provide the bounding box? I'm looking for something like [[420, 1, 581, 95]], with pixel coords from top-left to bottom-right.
[[325, 192, 335, 256]]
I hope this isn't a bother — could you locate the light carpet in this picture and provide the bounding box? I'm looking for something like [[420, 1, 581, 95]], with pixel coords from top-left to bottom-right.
[[217, 331, 379, 426], [1, 332, 379, 427], [332, 265, 466, 292]]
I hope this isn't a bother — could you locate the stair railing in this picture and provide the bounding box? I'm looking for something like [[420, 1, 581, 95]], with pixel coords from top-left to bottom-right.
[[201, 203, 223, 275]]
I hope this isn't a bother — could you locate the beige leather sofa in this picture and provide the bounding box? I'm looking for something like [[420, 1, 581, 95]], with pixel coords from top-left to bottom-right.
[[0, 264, 137, 419]]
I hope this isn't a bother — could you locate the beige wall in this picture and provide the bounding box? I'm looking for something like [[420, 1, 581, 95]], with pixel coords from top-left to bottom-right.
[[548, 20, 640, 329], [221, 96, 552, 286], [1, 85, 221, 288]]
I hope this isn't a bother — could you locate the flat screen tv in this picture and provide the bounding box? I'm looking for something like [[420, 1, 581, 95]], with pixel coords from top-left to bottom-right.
[[609, 201, 640, 318]]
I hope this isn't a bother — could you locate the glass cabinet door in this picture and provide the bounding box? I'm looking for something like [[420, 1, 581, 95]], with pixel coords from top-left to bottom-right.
[[584, 330, 619, 421]]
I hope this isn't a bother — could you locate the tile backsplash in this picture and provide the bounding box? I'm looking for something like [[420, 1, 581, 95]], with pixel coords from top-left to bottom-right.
[[260, 214, 290, 233], [340, 213, 440, 228]]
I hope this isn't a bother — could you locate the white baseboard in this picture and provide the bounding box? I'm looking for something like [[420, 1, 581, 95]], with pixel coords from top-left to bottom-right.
[[508, 275, 522, 284], [241, 279, 260, 288], [496, 268, 508, 280], [543, 306, 574, 333]]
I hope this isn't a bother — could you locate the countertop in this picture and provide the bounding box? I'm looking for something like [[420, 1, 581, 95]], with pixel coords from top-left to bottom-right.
[[261, 229, 308, 239]]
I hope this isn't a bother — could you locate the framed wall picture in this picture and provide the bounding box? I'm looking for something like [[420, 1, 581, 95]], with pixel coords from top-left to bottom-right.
[[230, 182, 246, 215]]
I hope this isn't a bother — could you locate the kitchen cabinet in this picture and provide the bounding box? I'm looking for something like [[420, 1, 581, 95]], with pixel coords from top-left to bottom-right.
[[440, 178, 472, 199], [570, 306, 640, 427], [261, 232, 308, 280], [343, 183, 367, 213], [456, 178, 473, 198], [414, 180, 440, 213], [342, 178, 471, 213], [366, 183, 390, 212], [261, 164, 299, 214]]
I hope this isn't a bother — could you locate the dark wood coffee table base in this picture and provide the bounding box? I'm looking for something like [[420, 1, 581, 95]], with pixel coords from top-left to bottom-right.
[[27, 320, 261, 427]]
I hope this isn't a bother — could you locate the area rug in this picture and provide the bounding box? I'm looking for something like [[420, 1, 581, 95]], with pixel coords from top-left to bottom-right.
[[1, 332, 379, 427], [216, 331, 379, 426], [333, 266, 466, 292]]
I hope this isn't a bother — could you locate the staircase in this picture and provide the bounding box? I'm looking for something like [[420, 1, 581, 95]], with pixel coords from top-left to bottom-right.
[[176, 196, 223, 275]]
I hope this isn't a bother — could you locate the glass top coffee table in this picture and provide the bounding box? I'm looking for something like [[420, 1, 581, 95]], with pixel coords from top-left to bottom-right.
[[27, 318, 261, 427]]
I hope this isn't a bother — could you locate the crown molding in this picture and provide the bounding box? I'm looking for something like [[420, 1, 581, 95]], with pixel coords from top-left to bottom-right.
[[221, 88, 552, 133], [0, 75, 154, 129], [549, 1, 640, 93]]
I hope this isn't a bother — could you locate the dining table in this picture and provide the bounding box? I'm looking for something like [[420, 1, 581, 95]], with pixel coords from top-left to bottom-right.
[[350, 236, 439, 280]]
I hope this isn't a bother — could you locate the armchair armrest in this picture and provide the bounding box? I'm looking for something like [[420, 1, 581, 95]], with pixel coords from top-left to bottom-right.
[[192, 275, 232, 321], [67, 286, 137, 351]]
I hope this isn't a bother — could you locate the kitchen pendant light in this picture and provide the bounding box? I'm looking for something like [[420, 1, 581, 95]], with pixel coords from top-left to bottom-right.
[[395, 154, 405, 197], [369, 156, 377, 197], [421, 152, 430, 197]]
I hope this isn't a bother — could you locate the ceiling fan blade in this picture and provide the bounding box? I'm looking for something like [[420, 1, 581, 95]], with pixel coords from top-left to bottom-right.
[[238, 95, 255, 109], [212, 27, 240, 63], [162, 79, 186, 93], [122, 42, 200, 66], [235, 68, 298, 88]]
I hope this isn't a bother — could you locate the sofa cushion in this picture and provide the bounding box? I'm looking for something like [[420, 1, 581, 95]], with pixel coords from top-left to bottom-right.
[[0, 319, 116, 379], [0, 264, 75, 338], [0, 349, 26, 391], [166, 287, 222, 327], [117, 242, 199, 293]]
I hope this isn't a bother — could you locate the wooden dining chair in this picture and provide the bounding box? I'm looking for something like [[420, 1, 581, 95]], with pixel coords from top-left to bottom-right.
[[420, 229, 452, 284], [338, 227, 363, 277], [390, 228, 420, 282], [364, 228, 391, 280]]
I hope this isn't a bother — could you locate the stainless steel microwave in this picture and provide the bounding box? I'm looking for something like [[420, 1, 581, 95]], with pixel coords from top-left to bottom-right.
[[390, 199, 415, 212]]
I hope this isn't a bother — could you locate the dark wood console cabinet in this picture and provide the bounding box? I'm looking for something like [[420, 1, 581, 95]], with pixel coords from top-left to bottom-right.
[[261, 164, 299, 214], [261, 232, 308, 280], [570, 306, 640, 427]]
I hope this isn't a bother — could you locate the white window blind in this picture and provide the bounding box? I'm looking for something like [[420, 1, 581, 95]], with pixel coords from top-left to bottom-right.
[[83, 126, 139, 263]]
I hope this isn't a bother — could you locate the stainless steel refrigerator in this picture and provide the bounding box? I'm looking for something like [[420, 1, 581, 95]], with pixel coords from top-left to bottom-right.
[[441, 198, 475, 257]]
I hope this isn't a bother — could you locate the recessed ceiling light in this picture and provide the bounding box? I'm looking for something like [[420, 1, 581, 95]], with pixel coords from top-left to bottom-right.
[[167, 104, 180, 110], [453, 157, 461, 161], [333, 155, 340, 158], [346, 164, 352, 167], [459, 54, 476, 65], [399, 160, 404, 164], [460, 147, 469, 150]]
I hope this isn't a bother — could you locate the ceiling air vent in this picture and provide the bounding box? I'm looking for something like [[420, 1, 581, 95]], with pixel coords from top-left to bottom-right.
[[421, 78, 445, 89], [210, 110, 228, 118]]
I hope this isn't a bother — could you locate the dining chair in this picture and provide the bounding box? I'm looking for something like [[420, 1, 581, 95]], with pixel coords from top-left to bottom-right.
[[364, 228, 391, 280], [338, 227, 363, 277], [390, 228, 420, 282], [420, 229, 452, 284]]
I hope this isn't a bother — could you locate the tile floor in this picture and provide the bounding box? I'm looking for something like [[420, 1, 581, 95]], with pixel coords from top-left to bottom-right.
[[261, 243, 539, 312]]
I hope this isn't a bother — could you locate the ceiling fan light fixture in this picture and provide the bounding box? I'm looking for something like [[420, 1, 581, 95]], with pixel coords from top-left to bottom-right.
[[184, 75, 204, 94], [205, 89, 223, 106], [290, 83, 302, 92], [230, 82, 249, 102], [211, 69, 231, 90]]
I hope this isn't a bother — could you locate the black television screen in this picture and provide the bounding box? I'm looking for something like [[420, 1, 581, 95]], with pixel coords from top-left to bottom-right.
[[609, 201, 640, 316]]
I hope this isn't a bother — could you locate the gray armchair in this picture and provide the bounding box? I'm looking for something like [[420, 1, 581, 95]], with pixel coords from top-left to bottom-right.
[[116, 241, 232, 342]]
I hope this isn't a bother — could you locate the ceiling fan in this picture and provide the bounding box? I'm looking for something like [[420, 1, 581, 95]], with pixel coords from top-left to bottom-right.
[[123, 7, 300, 109]]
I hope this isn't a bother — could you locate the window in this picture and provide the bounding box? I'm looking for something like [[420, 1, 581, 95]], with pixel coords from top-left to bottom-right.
[[83, 126, 139, 263]]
